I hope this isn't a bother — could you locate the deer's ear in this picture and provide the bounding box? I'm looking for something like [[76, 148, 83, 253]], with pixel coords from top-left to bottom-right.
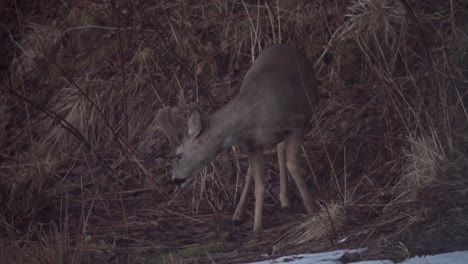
[[187, 107, 204, 139], [156, 107, 181, 147]]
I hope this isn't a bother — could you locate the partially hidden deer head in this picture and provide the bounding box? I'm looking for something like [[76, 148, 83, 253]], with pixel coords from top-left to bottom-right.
[[156, 106, 220, 186]]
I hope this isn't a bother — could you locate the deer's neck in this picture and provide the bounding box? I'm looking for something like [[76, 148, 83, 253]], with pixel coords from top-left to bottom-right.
[[208, 98, 251, 150]]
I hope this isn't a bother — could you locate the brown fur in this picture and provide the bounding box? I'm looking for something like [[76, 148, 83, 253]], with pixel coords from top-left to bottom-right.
[[157, 44, 318, 232]]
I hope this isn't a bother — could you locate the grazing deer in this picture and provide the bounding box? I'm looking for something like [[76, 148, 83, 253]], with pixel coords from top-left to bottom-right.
[[156, 44, 318, 232]]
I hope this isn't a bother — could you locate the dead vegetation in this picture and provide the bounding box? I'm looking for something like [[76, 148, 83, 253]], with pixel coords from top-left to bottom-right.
[[0, 0, 467, 263]]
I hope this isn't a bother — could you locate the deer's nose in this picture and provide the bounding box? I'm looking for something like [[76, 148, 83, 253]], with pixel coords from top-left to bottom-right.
[[172, 178, 186, 185]]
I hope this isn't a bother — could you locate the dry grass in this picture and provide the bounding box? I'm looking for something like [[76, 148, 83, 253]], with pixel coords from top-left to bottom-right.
[[400, 134, 444, 197], [277, 202, 345, 246], [0, 0, 467, 263]]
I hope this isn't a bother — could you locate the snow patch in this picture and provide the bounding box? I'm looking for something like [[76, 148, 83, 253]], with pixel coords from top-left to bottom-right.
[[248, 249, 468, 264]]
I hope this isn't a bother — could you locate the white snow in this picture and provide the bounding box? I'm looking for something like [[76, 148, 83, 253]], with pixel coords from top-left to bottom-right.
[[248, 248, 368, 264], [248, 248, 468, 264], [401, 251, 468, 264]]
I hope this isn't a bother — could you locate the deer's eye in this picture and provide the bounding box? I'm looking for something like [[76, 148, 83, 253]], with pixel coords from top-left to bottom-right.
[[175, 154, 183, 160]]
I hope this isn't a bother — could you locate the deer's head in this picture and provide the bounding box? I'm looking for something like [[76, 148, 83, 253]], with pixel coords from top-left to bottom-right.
[[156, 107, 218, 186]]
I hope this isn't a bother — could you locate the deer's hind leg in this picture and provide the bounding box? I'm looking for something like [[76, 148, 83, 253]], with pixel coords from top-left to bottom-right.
[[285, 131, 315, 214]]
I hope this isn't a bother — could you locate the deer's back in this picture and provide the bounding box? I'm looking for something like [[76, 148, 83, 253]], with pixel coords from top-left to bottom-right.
[[232, 44, 318, 147]]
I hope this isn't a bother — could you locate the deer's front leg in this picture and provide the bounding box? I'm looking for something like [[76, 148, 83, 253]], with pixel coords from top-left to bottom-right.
[[232, 165, 253, 224], [249, 149, 266, 232], [277, 141, 290, 208]]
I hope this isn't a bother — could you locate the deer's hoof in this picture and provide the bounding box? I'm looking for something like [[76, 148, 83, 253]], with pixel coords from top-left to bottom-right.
[[280, 197, 290, 208], [280, 205, 294, 214], [253, 226, 263, 233], [232, 219, 243, 226]]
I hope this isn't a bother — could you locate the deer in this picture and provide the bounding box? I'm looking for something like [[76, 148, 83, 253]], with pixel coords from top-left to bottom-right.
[[156, 44, 318, 232]]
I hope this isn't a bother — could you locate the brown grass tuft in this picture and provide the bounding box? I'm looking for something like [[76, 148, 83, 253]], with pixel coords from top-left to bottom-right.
[[400, 134, 445, 198], [278, 202, 345, 246]]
